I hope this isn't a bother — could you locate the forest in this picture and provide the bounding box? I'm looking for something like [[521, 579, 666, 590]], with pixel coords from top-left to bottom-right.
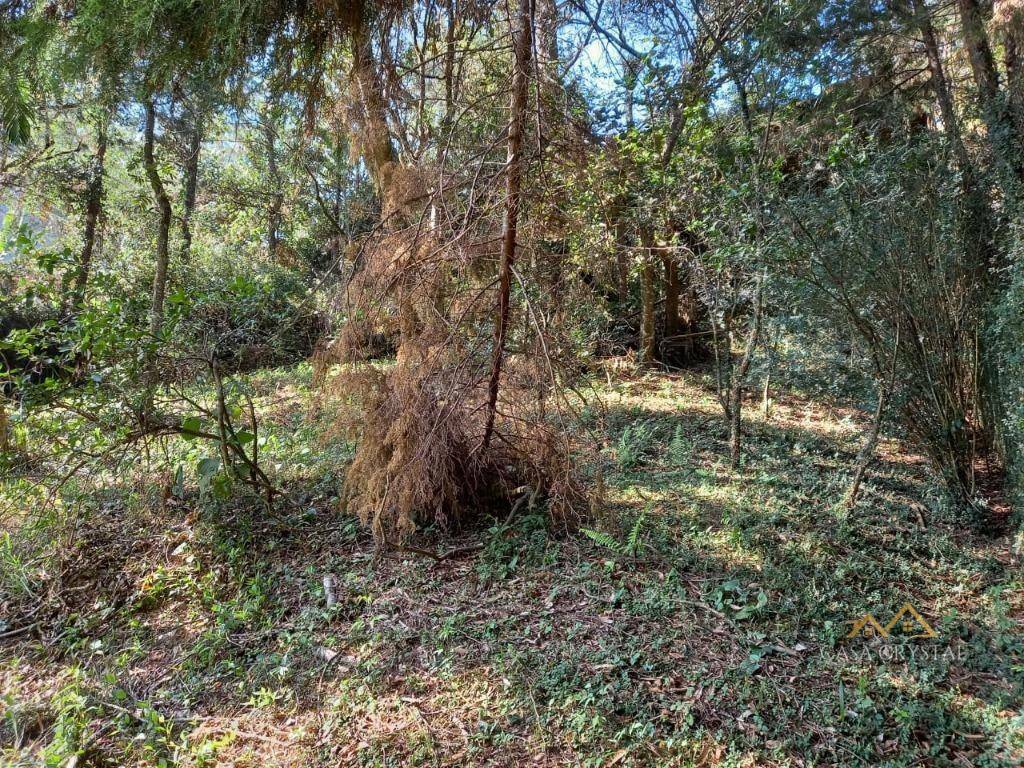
[[1, 0, 1023, 765]]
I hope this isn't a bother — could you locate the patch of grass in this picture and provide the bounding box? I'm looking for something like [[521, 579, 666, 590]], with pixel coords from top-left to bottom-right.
[[2, 364, 1022, 767]]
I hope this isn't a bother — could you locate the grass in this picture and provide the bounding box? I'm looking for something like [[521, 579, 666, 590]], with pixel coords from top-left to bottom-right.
[[1, 363, 1022, 766]]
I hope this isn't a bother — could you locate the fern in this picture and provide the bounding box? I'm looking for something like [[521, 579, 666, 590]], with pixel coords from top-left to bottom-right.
[[625, 512, 646, 556], [0, 75, 33, 144], [583, 512, 647, 556], [617, 420, 657, 470], [668, 425, 690, 466], [582, 528, 620, 551]]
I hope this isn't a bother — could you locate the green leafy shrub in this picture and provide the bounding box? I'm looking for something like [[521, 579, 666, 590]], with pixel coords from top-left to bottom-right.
[[175, 265, 324, 370]]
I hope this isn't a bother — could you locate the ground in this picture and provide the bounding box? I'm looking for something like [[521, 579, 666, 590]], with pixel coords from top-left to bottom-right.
[[1, 363, 1022, 767]]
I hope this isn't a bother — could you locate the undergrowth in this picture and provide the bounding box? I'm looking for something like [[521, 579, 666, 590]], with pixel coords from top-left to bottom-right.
[[1, 364, 1022, 767]]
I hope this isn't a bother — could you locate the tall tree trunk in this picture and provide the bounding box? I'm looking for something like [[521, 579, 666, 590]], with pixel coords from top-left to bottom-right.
[[180, 117, 202, 262], [638, 227, 658, 364], [1000, 7, 1024, 154], [71, 116, 107, 307], [482, 0, 533, 451], [444, 0, 457, 132], [846, 331, 900, 506], [143, 99, 172, 416], [639, 256, 657, 365], [535, 0, 559, 68], [949, 0, 1013, 469], [662, 253, 679, 340], [911, 0, 970, 170], [535, 0, 561, 121], [351, 24, 398, 201], [729, 274, 764, 469], [263, 115, 282, 257], [912, 0, 996, 285], [957, 0, 1021, 188], [958, 0, 999, 104]]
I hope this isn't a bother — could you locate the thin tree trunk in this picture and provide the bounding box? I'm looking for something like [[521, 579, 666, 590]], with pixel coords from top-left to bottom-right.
[[482, 0, 533, 451], [713, 311, 733, 419], [71, 116, 107, 306], [264, 116, 282, 257], [846, 387, 888, 507], [734, 74, 752, 135], [331, 140, 343, 266], [663, 253, 679, 339], [351, 24, 398, 200], [1005, 19, 1024, 140], [441, 0, 459, 142], [728, 379, 743, 469], [957, 0, 1021, 187], [536, 0, 559, 68], [180, 118, 202, 262], [640, 265, 657, 364], [846, 332, 901, 506], [143, 99, 172, 416], [911, 0, 993, 278], [610, 194, 630, 302], [0, 400, 9, 454], [947, 0, 1013, 467], [729, 273, 764, 469], [639, 228, 657, 364], [675, 228, 710, 364], [910, 0, 1002, 457], [911, 0, 969, 171], [616, 247, 629, 304]]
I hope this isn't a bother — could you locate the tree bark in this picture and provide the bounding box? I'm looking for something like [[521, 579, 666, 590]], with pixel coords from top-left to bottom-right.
[[733, 74, 752, 136], [958, 0, 999, 105], [846, 331, 900, 506], [911, 0, 970, 171], [180, 117, 202, 262], [639, 228, 657, 365], [911, 0, 995, 286], [71, 116, 107, 306], [846, 385, 888, 507], [143, 99, 173, 415], [957, 0, 1021, 187], [1001, 8, 1024, 151], [662, 253, 679, 339], [729, 274, 764, 469], [263, 114, 282, 257], [351, 24, 398, 201], [443, 0, 457, 131], [950, 0, 1013, 467], [482, 0, 533, 451]]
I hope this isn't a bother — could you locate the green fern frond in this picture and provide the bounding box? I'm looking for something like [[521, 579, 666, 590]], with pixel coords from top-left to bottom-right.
[[582, 528, 621, 552], [1, 76, 33, 145], [626, 512, 646, 556]]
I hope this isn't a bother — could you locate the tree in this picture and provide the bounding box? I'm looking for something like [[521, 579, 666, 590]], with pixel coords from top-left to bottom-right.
[[141, 98, 173, 415]]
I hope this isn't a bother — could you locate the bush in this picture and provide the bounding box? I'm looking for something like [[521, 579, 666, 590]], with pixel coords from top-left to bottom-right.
[[175, 264, 325, 370]]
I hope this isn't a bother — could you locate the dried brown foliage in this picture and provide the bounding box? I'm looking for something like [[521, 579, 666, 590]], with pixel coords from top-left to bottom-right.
[[316, 219, 589, 543]]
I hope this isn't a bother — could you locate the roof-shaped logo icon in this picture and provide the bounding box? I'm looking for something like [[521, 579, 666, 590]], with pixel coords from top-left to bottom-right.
[[846, 613, 889, 639], [883, 602, 938, 639]]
